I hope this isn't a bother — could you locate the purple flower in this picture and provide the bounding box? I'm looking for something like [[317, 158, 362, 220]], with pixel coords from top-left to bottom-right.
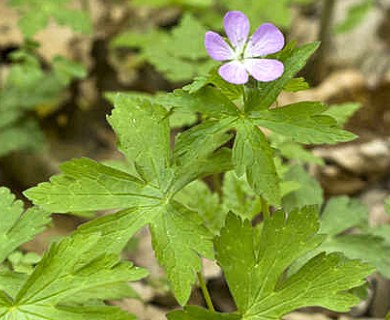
[[205, 11, 285, 85]]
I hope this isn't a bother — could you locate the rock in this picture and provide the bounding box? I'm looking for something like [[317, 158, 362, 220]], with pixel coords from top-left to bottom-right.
[[360, 188, 390, 227]]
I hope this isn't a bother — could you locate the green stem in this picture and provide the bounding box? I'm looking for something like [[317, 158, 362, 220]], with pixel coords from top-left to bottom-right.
[[197, 272, 215, 312], [261, 196, 270, 220]]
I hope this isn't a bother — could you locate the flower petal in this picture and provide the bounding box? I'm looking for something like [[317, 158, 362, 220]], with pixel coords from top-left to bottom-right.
[[219, 61, 249, 84], [205, 31, 234, 61], [244, 59, 284, 82], [244, 23, 285, 58], [224, 11, 250, 52]]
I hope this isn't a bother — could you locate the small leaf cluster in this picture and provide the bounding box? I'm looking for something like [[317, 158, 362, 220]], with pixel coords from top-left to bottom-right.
[[0, 47, 86, 157], [112, 13, 216, 82]]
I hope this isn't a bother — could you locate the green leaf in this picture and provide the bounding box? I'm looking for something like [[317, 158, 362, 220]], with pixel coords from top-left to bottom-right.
[[0, 121, 45, 157], [104, 91, 197, 129], [175, 180, 226, 234], [150, 201, 213, 305], [335, 0, 373, 34], [323, 103, 362, 126], [320, 196, 368, 235], [52, 56, 87, 85], [222, 171, 262, 220], [283, 77, 310, 92], [113, 14, 215, 82], [282, 164, 323, 211], [225, 0, 294, 28], [233, 121, 280, 205], [108, 94, 171, 187], [24, 157, 163, 213], [371, 225, 390, 246], [15, 234, 147, 305], [168, 306, 240, 320], [0, 303, 136, 320], [7, 251, 41, 274], [318, 197, 390, 278], [77, 207, 158, 256], [25, 93, 225, 306], [0, 272, 27, 299], [291, 196, 390, 279], [77, 202, 214, 305], [161, 87, 240, 118], [251, 102, 357, 144], [0, 188, 50, 264], [172, 119, 234, 193], [212, 209, 373, 319], [204, 68, 244, 101], [9, 0, 92, 37], [270, 133, 325, 165], [246, 42, 320, 112], [0, 229, 146, 319], [320, 234, 390, 278]]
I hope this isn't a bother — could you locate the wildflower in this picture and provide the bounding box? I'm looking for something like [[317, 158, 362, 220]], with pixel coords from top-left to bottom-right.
[[205, 11, 285, 85]]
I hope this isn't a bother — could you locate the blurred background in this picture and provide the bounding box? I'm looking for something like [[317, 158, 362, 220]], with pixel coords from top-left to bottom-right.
[[0, 0, 389, 319]]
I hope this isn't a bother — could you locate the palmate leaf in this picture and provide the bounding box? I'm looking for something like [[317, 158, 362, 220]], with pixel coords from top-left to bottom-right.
[[169, 208, 374, 320], [0, 188, 50, 264], [0, 231, 146, 320], [25, 95, 227, 305]]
